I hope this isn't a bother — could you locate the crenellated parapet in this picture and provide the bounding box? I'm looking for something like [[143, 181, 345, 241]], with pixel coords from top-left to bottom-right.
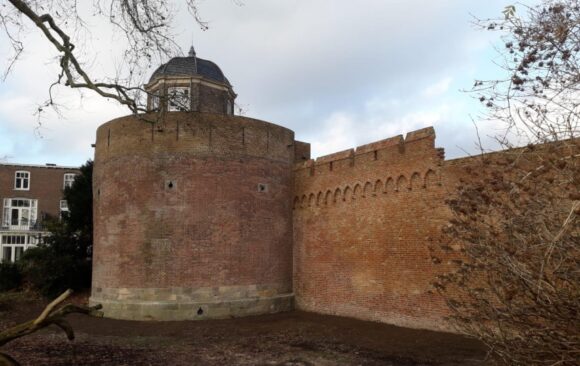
[[294, 127, 440, 173], [94, 112, 296, 164], [293, 127, 444, 210]]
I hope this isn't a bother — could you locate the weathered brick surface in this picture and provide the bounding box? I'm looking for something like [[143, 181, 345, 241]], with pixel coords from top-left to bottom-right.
[[0, 164, 79, 220], [91, 112, 295, 319], [293, 141, 311, 162], [91, 114, 494, 328], [292, 127, 463, 331], [198, 83, 231, 114]]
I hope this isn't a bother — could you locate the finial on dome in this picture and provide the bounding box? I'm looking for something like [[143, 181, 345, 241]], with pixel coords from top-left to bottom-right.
[[188, 46, 196, 57]]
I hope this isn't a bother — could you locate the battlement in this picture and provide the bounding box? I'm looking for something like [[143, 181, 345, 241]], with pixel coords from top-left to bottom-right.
[[292, 126, 443, 214], [94, 112, 296, 164], [294, 127, 440, 177]]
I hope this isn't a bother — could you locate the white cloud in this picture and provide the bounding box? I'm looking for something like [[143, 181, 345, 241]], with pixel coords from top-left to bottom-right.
[[0, 0, 520, 165], [311, 112, 357, 158], [421, 77, 453, 98]]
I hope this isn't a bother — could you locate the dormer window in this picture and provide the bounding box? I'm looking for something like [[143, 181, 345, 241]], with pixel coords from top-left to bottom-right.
[[14, 171, 30, 190], [167, 87, 191, 112]]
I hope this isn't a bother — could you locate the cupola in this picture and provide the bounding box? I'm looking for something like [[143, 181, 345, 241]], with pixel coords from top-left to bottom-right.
[[145, 46, 236, 115]]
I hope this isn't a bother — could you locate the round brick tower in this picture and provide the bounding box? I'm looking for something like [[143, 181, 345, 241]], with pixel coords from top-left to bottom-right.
[[89, 51, 297, 320]]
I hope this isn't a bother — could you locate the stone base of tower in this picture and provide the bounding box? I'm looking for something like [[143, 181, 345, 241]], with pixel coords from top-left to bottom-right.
[[89, 285, 294, 321]]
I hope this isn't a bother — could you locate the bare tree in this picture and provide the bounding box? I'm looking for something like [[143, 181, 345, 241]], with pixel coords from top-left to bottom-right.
[[472, 0, 579, 146], [0, 0, 211, 117], [433, 2, 579, 365]]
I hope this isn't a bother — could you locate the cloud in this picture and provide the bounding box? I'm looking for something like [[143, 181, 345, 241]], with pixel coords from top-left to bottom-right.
[[0, 0, 521, 165], [422, 77, 453, 98], [311, 112, 357, 158], [310, 98, 460, 159]]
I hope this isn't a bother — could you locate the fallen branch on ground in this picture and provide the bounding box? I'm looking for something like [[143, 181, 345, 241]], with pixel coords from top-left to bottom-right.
[[0, 289, 102, 366]]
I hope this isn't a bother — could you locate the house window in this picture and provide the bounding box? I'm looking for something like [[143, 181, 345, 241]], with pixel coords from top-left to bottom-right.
[[0, 234, 37, 262], [2, 198, 38, 230], [14, 171, 30, 190], [226, 100, 233, 115], [60, 200, 69, 218], [63, 173, 76, 189], [167, 87, 190, 111]]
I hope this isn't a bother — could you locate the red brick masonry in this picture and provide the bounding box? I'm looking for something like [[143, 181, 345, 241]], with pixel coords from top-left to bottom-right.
[[91, 112, 295, 320], [91, 112, 476, 329], [293, 127, 476, 331]]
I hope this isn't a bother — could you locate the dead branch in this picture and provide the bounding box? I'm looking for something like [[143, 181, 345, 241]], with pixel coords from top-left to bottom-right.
[[0, 289, 103, 364], [1, 1, 215, 120], [7, 0, 146, 114]]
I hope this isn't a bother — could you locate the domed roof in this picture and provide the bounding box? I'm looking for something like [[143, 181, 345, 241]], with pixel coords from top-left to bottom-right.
[[149, 48, 230, 86]]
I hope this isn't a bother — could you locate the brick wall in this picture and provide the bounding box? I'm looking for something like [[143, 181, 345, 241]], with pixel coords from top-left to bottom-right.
[[0, 164, 79, 221], [294, 141, 311, 162], [292, 127, 468, 331], [198, 83, 231, 114], [92, 112, 296, 300]]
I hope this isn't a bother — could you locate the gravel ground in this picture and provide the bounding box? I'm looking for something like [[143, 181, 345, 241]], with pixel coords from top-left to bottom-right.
[[0, 292, 489, 366]]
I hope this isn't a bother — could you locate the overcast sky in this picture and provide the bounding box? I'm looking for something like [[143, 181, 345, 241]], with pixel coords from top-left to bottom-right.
[[0, 0, 538, 166]]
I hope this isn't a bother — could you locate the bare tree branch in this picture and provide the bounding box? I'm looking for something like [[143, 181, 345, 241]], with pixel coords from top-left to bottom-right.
[[433, 2, 580, 365], [0, 0, 219, 121], [0, 289, 102, 358]]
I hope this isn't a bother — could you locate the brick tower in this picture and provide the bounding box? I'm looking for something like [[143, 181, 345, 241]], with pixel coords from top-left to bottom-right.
[[89, 49, 307, 320]]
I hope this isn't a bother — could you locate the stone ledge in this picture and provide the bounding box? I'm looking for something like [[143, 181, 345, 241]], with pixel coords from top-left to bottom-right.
[[89, 293, 294, 321], [92, 283, 291, 302]]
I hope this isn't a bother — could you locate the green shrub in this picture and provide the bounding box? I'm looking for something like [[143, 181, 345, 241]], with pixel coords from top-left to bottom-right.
[[0, 261, 22, 292], [20, 244, 91, 297], [19, 160, 93, 298]]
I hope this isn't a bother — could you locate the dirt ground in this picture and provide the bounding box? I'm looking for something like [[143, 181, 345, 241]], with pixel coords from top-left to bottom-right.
[[0, 292, 489, 366]]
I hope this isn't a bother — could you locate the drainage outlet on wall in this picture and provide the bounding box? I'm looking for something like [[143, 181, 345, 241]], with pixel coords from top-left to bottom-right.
[[165, 180, 176, 190]]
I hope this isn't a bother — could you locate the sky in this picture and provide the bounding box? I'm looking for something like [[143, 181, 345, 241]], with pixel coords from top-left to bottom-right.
[[0, 0, 539, 166]]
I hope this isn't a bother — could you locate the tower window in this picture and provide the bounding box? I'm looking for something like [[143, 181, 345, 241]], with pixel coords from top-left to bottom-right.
[[167, 87, 191, 112], [150, 92, 160, 111], [14, 171, 30, 190]]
